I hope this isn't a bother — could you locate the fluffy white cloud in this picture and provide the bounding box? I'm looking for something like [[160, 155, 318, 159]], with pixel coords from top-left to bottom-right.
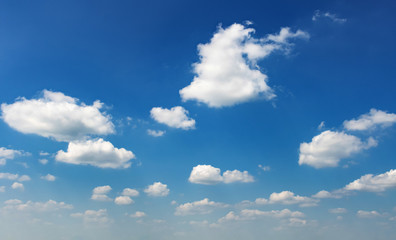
[[144, 182, 169, 197], [256, 191, 318, 207], [312, 10, 347, 23], [343, 109, 396, 131], [344, 169, 396, 192], [114, 196, 133, 205], [179, 23, 308, 108], [218, 209, 304, 223], [312, 190, 342, 199], [175, 198, 228, 216], [71, 209, 111, 224], [122, 188, 139, 197], [299, 130, 377, 168], [357, 210, 381, 218], [41, 174, 56, 181], [147, 129, 166, 137], [150, 106, 195, 130], [130, 211, 146, 218], [1, 90, 114, 142], [91, 185, 112, 201], [188, 165, 254, 185], [55, 138, 135, 169], [0, 147, 24, 165], [11, 182, 24, 190], [3, 199, 73, 211]]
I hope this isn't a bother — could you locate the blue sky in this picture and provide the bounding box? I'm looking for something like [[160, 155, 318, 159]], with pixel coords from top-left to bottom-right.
[[1, 0, 396, 239]]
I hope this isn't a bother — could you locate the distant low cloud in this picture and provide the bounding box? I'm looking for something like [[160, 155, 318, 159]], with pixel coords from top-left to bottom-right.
[[3, 199, 72, 212], [55, 138, 135, 169], [150, 106, 195, 130], [0, 173, 30, 182], [71, 209, 111, 224], [1, 90, 114, 142], [188, 165, 254, 185], [357, 210, 381, 218], [130, 211, 146, 218], [329, 208, 347, 214], [343, 109, 396, 131], [218, 209, 304, 223], [312, 10, 347, 23], [179, 23, 308, 108], [175, 198, 228, 216], [299, 130, 377, 168], [144, 182, 169, 197]]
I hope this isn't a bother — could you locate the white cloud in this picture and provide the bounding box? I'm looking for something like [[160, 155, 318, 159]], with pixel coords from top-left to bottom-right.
[[150, 106, 195, 130], [312, 10, 347, 23], [175, 198, 228, 216], [299, 130, 377, 168], [130, 211, 146, 218], [41, 174, 56, 181], [11, 182, 24, 190], [147, 129, 166, 137], [91, 185, 112, 201], [357, 210, 381, 218], [114, 196, 133, 205], [0, 147, 24, 165], [144, 182, 169, 197], [312, 190, 342, 199], [18, 175, 30, 181], [39, 159, 49, 165], [329, 208, 347, 214], [3, 199, 72, 212], [344, 169, 396, 192], [188, 165, 254, 185], [55, 138, 135, 169], [343, 109, 396, 131], [258, 164, 270, 172], [179, 23, 308, 108], [218, 209, 304, 223], [39, 151, 50, 156], [71, 209, 111, 224], [256, 191, 318, 207], [1, 90, 114, 142], [122, 188, 139, 197], [318, 121, 325, 130]]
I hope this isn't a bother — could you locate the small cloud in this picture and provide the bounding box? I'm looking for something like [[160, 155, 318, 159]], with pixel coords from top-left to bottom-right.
[[147, 129, 166, 137], [91, 185, 112, 201], [312, 10, 347, 23], [41, 174, 56, 181], [144, 182, 170, 197], [189, 165, 254, 185], [150, 106, 195, 130], [11, 182, 24, 190], [39, 159, 49, 165], [130, 211, 146, 218], [114, 196, 134, 205], [121, 188, 139, 197], [258, 164, 271, 172], [318, 121, 325, 130], [39, 151, 50, 156]]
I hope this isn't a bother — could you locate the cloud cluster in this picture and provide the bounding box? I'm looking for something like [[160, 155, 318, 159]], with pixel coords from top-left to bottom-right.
[[218, 208, 304, 223], [175, 198, 228, 216], [3, 199, 73, 212], [255, 191, 318, 207], [71, 209, 111, 224], [56, 138, 135, 169], [0, 147, 25, 165], [144, 182, 170, 197], [1, 90, 114, 142], [188, 165, 254, 185], [299, 130, 377, 168], [0, 173, 30, 182], [91, 185, 112, 202], [150, 106, 195, 130], [179, 23, 308, 108]]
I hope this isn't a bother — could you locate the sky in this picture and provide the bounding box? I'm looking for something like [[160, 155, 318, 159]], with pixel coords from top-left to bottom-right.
[[1, 0, 396, 239]]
